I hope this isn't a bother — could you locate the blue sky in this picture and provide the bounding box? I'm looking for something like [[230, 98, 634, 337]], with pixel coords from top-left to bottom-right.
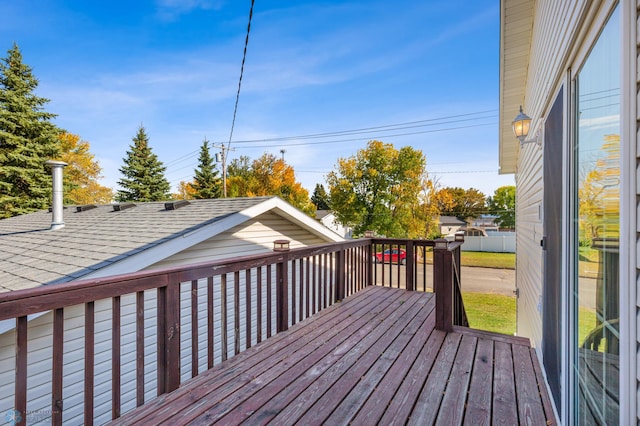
[[0, 0, 513, 197]]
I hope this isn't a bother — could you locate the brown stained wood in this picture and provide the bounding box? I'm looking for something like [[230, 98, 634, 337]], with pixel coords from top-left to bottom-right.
[[492, 341, 519, 425], [256, 266, 262, 343], [453, 326, 531, 346], [245, 269, 252, 348], [52, 308, 64, 426], [323, 299, 436, 425], [322, 253, 327, 309], [112, 296, 121, 419], [290, 260, 296, 326], [329, 253, 334, 304], [298, 259, 304, 322], [207, 276, 214, 369], [221, 274, 228, 361], [157, 286, 167, 395], [112, 287, 551, 426], [312, 255, 317, 315], [463, 338, 494, 426], [116, 287, 390, 425], [407, 332, 462, 426], [305, 257, 311, 314], [436, 334, 478, 425], [15, 316, 27, 426], [512, 344, 547, 425], [276, 259, 288, 332], [202, 290, 423, 426], [530, 348, 556, 424], [191, 280, 198, 378], [266, 265, 272, 338], [234, 271, 240, 355], [135, 293, 144, 407], [351, 309, 436, 425]]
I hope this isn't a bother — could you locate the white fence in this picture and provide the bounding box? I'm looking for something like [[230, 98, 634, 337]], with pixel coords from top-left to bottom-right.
[[460, 233, 516, 253]]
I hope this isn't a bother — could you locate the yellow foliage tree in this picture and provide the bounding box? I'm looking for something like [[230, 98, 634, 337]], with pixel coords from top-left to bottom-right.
[[56, 132, 113, 204], [174, 181, 197, 200]]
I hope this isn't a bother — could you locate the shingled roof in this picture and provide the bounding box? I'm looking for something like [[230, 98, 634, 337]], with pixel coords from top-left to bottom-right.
[[0, 196, 339, 292]]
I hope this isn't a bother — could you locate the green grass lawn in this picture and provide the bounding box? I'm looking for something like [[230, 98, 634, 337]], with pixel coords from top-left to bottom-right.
[[422, 250, 515, 269], [462, 292, 516, 335]]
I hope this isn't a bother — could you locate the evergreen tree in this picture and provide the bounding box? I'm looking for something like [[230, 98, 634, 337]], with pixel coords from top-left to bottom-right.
[[311, 183, 330, 210], [116, 125, 170, 202], [192, 139, 221, 199], [0, 43, 60, 218]]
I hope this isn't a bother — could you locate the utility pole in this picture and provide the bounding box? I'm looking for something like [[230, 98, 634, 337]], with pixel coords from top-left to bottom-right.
[[212, 143, 235, 197], [280, 149, 286, 161]]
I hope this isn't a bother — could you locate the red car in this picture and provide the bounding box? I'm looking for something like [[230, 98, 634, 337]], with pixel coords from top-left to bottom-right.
[[373, 248, 407, 265]]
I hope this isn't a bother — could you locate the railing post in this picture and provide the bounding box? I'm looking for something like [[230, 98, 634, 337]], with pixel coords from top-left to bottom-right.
[[157, 280, 181, 395], [405, 240, 414, 291], [433, 239, 453, 332], [274, 240, 290, 332]]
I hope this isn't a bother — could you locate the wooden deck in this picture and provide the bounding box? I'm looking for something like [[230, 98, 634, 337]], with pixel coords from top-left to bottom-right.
[[113, 286, 555, 425]]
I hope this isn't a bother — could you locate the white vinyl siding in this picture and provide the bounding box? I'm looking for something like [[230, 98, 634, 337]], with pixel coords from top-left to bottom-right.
[[0, 211, 334, 424]]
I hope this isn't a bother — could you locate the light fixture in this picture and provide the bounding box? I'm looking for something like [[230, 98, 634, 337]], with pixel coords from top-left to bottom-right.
[[364, 230, 374, 238], [273, 239, 290, 252], [512, 105, 541, 147]]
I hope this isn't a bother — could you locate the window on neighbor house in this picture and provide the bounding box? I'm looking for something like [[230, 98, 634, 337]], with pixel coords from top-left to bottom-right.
[[573, 5, 620, 424]]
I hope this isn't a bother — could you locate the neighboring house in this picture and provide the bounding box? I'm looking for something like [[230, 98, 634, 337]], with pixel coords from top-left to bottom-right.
[[0, 196, 343, 424], [470, 214, 499, 231], [500, 1, 635, 424], [315, 209, 352, 238], [437, 215, 466, 235]]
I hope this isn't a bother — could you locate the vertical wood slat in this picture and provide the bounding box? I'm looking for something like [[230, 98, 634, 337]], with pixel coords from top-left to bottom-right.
[[52, 308, 64, 426], [234, 271, 240, 355], [135, 292, 144, 407], [246, 269, 252, 348], [221, 274, 228, 361], [406, 241, 415, 291], [207, 276, 214, 369], [191, 280, 199, 378], [312, 256, 317, 315], [15, 316, 27, 426], [336, 249, 345, 301], [329, 254, 334, 304], [305, 258, 311, 316], [291, 259, 297, 325], [257, 267, 262, 343], [84, 303, 94, 424], [112, 297, 121, 420], [322, 254, 328, 309], [298, 259, 304, 321], [266, 265, 272, 338]]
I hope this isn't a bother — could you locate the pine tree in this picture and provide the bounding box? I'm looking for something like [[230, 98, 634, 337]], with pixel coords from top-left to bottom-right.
[[311, 183, 331, 210], [192, 139, 221, 199], [116, 125, 170, 202], [0, 43, 60, 218]]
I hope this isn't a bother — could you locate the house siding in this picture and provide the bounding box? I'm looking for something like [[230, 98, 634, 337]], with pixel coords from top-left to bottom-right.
[[0, 211, 334, 424], [634, 0, 640, 422]]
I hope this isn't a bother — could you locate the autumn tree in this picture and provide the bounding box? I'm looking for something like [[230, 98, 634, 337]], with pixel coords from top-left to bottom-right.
[[311, 184, 331, 210], [116, 125, 170, 202], [487, 185, 515, 229], [174, 181, 197, 200], [326, 140, 435, 238], [192, 139, 222, 199], [226, 155, 252, 198], [435, 186, 486, 221], [0, 43, 61, 218], [56, 132, 113, 204]]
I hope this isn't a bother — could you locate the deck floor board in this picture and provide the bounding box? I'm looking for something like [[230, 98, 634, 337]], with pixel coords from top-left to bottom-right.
[[112, 286, 555, 426]]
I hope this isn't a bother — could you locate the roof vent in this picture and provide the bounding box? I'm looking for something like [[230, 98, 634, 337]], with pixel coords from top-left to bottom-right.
[[113, 202, 136, 212], [76, 204, 97, 213], [164, 200, 190, 210], [45, 160, 68, 230]]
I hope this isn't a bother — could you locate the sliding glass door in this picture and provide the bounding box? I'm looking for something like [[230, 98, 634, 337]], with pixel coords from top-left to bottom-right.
[[573, 5, 620, 424]]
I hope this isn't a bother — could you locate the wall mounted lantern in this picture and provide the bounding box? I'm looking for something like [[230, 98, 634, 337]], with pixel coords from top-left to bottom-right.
[[364, 230, 375, 238], [512, 105, 541, 147]]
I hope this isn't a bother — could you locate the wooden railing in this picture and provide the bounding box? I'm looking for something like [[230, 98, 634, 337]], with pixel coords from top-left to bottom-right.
[[0, 237, 465, 425]]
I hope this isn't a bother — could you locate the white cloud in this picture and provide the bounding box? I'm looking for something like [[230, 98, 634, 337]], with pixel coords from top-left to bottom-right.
[[155, 0, 226, 21]]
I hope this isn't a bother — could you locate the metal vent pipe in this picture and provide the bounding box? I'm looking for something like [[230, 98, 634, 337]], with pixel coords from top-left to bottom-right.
[[45, 160, 68, 230]]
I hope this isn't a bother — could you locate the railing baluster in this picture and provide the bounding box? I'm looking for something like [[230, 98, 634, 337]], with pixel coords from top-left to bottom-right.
[[52, 308, 63, 425], [15, 316, 27, 426], [291, 260, 297, 325], [246, 269, 252, 348], [266, 265, 272, 338], [221, 274, 228, 361], [135, 292, 144, 407], [276, 254, 289, 332], [234, 271, 240, 355], [112, 297, 121, 419], [257, 266, 262, 343], [305, 258, 310, 316], [406, 241, 414, 291], [299, 259, 304, 321], [191, 280, 198, 377], [207, 276, 214, 368]]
